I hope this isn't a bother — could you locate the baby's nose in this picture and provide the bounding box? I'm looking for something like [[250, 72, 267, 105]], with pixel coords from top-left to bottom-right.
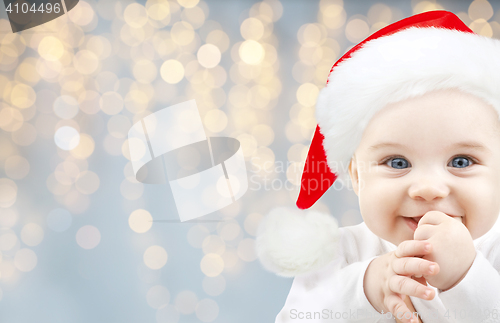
[[408, 176, 450, 201]]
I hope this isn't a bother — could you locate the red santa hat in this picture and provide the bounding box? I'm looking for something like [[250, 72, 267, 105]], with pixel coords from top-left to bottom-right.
[[256, 10, 500, 277]]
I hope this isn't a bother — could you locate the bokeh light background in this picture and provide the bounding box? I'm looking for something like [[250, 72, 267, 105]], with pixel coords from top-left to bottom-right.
[[0, 0, 498, 322]]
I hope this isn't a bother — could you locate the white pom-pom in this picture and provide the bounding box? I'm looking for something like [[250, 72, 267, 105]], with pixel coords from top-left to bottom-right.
[[255, 207, 340, 277]]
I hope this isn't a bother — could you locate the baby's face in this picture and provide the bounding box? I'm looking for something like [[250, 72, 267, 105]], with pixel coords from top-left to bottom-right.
[[348, 88, 500, 246]]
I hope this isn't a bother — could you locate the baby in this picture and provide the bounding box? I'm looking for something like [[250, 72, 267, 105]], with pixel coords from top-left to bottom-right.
[[256, 10, 500, 323], [353, 87, 500, 323]]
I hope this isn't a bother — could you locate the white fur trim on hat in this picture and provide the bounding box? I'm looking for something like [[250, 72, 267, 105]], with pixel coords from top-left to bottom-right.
[[316, 27, 500, 184], [255, 207, 340, 277]]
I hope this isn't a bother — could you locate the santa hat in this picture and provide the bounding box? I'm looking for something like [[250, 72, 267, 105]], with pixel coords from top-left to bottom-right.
[[256, 10, 500, 277]]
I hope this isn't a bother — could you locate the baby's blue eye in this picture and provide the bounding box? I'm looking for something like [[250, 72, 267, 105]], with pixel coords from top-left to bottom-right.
[[449, 156, 471, 168], [388, 157, 409, 169], [384, 156, 474, 169]]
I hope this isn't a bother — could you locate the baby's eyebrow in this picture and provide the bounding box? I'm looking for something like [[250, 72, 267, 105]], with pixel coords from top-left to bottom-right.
[[368, 142, 405, 151], [451, 141, 490, 152], [368, 141, 490, 152]]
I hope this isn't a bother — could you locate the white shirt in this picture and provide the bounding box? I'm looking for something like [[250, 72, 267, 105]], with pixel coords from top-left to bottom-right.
[[275, 217, 500, 323]]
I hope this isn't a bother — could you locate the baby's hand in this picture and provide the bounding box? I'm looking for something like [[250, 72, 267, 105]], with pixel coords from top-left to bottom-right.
[[364, 240, 438, 323], [414, 211, 476, 291]]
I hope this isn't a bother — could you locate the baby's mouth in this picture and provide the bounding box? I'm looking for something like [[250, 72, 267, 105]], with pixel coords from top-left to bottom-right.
[[412, 216, 424, 224], [409, 214, 463, 224]]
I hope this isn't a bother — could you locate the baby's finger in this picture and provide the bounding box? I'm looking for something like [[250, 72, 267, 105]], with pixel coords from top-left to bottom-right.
[[385, 294, 415, 323], [395, 240, 432, 258], [388, 275, 434, 301], [392, 257, 439, 277]]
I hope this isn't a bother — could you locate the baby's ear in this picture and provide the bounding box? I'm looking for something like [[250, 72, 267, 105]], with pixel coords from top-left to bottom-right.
[[348, 156, 359, 196]]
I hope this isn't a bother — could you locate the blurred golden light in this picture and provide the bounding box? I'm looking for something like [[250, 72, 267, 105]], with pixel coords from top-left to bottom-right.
[[120, 24, 146, 47], [218, 222, 241, 241], [120, 179, 144, 200], [228, 84, 251, 108], [287, 143, 308, 163], [175, 290, 198, 315], [75, 171, 100, 195], [143, 245, 168, 269], [469, 0, 493, 21], [292, 61, 315, 83], [206, 30, 230, 53], [200, 253, 224, 277], [129, 209, 153, 233], [20, 223, 44, 247], [0, 178, 17, 208], [412, 1, 444, 15], [100, 91, 124, 115], [54, 161, 79, 185], [182, 6, 206, 29], [237, 63, 261, 81], [86, 36, 112, 60], [161, 59, 185, 84], [296, 83, 319, 106], [73, 50, 99, 75], [0, 208, 18, 228], [178, 0, 199, 8], [146, 0, 171, 21], [197, 44, 221, 68], [133, 59, 158, 84], [14, 248, 37, 272], [262, 43, 278, 64], [36, 58, 62, 81], [67, 0, 95, 26], [171, 21, 195, 46], [220, 246, 239, 272], [53, 95, 79, 119], [70, 133, 95, 159], [46, 173, 72, 196], [204, 109, 227, 133], [17, 58, 40, 84], [103, 135, 124, 156], [195, 298, 219, 322], [146, 285, 170, 309], [107, 115, 132, 139], [285, 121, 305, 143], [78, 91, 101, 114], [64, 189, 91, 215], [367, 3, 393, 25], [251, 124, 274, 146], [11, 83, 36, 109], [202, 235, 225, 255], [320, 3, 346, 29], [202, 275, 226, 296], [298, 23, 326, 47], [124, 90, 149, 114], [38, 36, 64, 61], [239, 40, 265, 65], [124, 3, 148, 28], [75, 225, 101, 249], [470, 19, 493, 37], [345, 18, 370, 43], [236, 133, 257, 158], [237, 238, 257, 262], [0, 106, 23, 132], [0, 230, 18, 251], [241, 17, 265, 40], [5, 156, 30, 180], [12, 123, 37, 146], [244, 213, 263, 236], [286, 162, 303, 186]]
